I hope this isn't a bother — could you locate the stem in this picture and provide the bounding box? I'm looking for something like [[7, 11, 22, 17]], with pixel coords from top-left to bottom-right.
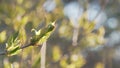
[[20, 43, 32, 49], [40, 42, 46, 68]]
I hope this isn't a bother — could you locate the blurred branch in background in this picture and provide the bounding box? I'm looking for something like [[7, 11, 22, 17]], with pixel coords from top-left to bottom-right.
[[92, 0, 109, 22], [40, 42, 46, 68]]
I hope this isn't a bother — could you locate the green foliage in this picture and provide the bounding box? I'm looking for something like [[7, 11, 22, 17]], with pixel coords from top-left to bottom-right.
[[30, 22, 55, 46], [79, 14, 95, 34], [3, 22, 55, 56], [0, 0, 117, 68], [6, 31, 22, 56]]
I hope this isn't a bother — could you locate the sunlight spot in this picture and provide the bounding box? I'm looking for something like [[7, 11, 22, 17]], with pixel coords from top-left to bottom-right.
[[106, 17, 118, 29], [43, 0, 56, 12], [63, 2, 83, 27]]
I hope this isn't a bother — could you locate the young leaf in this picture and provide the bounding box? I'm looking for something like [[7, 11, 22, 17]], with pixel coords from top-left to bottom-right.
[[6, 31, 22, 56], [30, 22, 55, 46], [7, 46, 21, 56], [12, 31, 19, 42]]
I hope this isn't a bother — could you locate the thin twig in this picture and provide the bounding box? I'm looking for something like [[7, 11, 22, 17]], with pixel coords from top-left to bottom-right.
[[72, 27, 79, 46], [20, 43, 32, 49], [40, 42, 46, 68], [92, 0, 109, 22]]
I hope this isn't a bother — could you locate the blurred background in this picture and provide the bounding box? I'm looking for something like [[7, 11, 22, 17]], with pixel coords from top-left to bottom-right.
[[0, 0, 120, 68]]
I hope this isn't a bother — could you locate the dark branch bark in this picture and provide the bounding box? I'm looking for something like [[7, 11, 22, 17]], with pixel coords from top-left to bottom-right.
[[20, 43, 32, 49]]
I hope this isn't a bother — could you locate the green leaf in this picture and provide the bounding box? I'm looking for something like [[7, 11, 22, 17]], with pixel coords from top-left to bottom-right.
[[7, 39, 20, 52], [46, 22, 55, 32], [12, 31, 19, 42], [30, 22, 55, 46], [6, 31, 22, 56], [7, 46, 21, 56], [7, 31, 19, 47]]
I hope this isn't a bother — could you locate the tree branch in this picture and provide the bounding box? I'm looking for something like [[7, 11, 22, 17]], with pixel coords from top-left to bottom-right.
[[20, 43, 32, 49], [92, 0, 109, 22]]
